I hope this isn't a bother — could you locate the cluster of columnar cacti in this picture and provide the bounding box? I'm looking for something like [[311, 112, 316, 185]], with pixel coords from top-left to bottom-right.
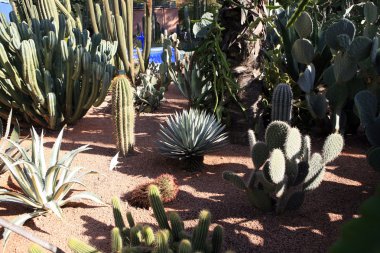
[[0, 4, 116, 129], [223, 121, 344, 214], [68, 185, 230, 253], [159, 31, 180, 89], [88, 0, 153, 83], [271, 83, 293, 122], [112, 75, 135, 156]]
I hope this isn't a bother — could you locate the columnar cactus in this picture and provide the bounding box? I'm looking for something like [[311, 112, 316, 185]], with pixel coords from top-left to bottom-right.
[[111, 75, 135, 156], [0, 8, 116, 129], [223, 121, 344, 214], [271, 83, 293, 122], [68, 186, 231, 253]]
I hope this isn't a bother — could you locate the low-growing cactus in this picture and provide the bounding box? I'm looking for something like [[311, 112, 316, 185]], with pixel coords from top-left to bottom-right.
[[127, 174, 179, 209], [223, 121, 344, 214], [68, 185, 232, 253], [112, 75, 135, 156], [271, 83, 293, 122]]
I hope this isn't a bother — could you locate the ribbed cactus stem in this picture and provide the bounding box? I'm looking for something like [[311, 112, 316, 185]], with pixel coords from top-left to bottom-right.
[[136, 47, 145, 73], [155, 230, 170, 253], [111, 197, 126, 232], [130, 226, 141, 246], [169, 211, 184, 241], [111, 76, 135, 156], [111, 227, 123, 253], [88, 0, 99, 34], [68, 238, 101, 253], [148, 185, 170, 230], [211, 225, 223, 253], [271, 83, 293, 122], [178, 239, 192, 253], [126, 0, 134, 82], [126, 211, 135, 228], [192, 210, 211, 251], [142, 225, 155, 246], [143, 0, 152, 67]]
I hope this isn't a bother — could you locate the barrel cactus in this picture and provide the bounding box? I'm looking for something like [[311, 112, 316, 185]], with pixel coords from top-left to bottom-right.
[[157, 109, 228, 171], [68, 186, 230, 253], [0, 8, 116, 130], [223, 121, 344, 214], [112, 75, 135, 157], [271, 83, 293, 122]]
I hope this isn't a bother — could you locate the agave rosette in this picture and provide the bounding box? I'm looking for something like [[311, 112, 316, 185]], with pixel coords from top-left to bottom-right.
[[0, 128, 103, 246], [157, 109, 228, 168]]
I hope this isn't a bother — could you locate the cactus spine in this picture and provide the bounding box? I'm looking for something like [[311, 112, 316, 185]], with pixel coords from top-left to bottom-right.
[[112, 76, 135, 156], [223, 121, 344, 214], [271, 83, 293, 122]]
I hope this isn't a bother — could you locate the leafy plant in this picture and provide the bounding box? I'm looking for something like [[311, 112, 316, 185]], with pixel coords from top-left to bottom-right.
[[0, 110, 23, 174], [126, 174, 179, 209], [223, 121, 344, 214], [68, 185, 231, 253], [157, 109, 228, 171], [0, 128, 103, 247]]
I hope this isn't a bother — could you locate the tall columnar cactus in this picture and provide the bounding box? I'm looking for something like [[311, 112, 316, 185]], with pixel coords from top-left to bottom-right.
[[271, 83, 293, 122], [89, 0, 153, 83], [68, 186, 230, 253], [223, 121, 344, 214], [112, 75, 135, 156], [0, 7, 116, 129]]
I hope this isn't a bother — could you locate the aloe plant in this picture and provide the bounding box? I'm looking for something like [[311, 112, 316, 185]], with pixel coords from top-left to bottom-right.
[[0, 128, 103, 248]]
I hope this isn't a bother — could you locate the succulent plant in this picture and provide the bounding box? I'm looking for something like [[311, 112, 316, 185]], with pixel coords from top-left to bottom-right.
[[157, 109, 228, 171], [0, 127, 103, 247], [271, 83, 293, 122], [223, 121, 344, 214], [112, 75, 135, 157], [68, 185, 231, 253], [0, 7, 116, 129], [127, 174, 179, 209]]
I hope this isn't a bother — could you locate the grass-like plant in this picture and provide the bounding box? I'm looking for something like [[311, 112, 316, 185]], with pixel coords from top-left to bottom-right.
[[157, 109, 228, 171], [0, 128, 104, 247]]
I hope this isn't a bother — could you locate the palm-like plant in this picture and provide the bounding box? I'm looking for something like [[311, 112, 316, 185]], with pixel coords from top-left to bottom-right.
[[157, 109, 228, 171], [0, 128, 104, 247]]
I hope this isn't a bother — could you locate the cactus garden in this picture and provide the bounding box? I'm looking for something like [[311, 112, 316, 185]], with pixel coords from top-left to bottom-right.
[[0, 0, 379, 252]]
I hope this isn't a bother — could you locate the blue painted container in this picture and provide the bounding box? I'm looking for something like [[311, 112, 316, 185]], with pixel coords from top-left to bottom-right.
[[0, 2, 12, 21], [133, 47, 176, 64]]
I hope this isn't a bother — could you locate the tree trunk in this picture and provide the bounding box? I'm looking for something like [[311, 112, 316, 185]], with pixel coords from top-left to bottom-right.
[[219, 0, 266, 145]]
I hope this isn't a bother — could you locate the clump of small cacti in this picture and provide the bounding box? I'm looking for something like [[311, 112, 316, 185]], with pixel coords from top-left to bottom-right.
[[223, 121, 344, 214], [68, 185, 232, 253], [127, 174, 179, 209], [271, 83, 293, 122], [112, 75, 135, 157]]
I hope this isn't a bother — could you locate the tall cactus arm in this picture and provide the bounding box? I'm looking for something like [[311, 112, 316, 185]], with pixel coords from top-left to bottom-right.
[[88, 0, 99, 34], [143, 0, 152, 68]]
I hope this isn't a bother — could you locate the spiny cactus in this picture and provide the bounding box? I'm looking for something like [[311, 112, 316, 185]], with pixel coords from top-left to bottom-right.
[[127, 174, 179, 209], [68, 186, 232, 253], [223, 121, 344, 214], [0, 8, 116, 129], [271, 83, 293, 122], [112, 75, 135, 156], [354, 90, 380, 147]]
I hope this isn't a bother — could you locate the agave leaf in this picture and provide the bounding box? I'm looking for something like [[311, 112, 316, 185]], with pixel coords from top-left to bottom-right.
[[2, 212, 43, 250], [53, 180, 87, 202], [59, 192, 104, 207], [44, 201, 63, 218], [0, 190, 40, 208], [45, 165, 66, 198], [31, 128, 41, 174], [38, 130, 47, 178], [49, 128, 64, 167], [5, 139, 32, 161], [109, 152, 120, 171], [0, 109, 13, 152], [58, 145, 91, 168]]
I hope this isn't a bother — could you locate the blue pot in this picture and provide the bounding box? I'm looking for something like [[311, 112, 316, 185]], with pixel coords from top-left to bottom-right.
[[0, 2, 12, 21]]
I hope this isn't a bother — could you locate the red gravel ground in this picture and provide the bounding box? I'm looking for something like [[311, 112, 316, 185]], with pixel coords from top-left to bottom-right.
[[0, 85, 379, 252]]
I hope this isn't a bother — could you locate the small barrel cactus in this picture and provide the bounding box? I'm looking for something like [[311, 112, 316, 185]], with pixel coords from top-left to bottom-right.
[[223, 121, 344, 214], [271, 83, 293, 122], [127, 174, 179, 209], [112, 75, 135, 156]]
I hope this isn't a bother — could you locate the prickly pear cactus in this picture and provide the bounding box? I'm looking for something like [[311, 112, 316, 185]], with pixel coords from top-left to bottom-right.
[[111, 75, 135, 157], [223, 121, 344, 214]]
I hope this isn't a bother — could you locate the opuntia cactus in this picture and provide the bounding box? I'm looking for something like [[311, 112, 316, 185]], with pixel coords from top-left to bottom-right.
[[223, 121, 344, 214], [111, 75, 135, 156]]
